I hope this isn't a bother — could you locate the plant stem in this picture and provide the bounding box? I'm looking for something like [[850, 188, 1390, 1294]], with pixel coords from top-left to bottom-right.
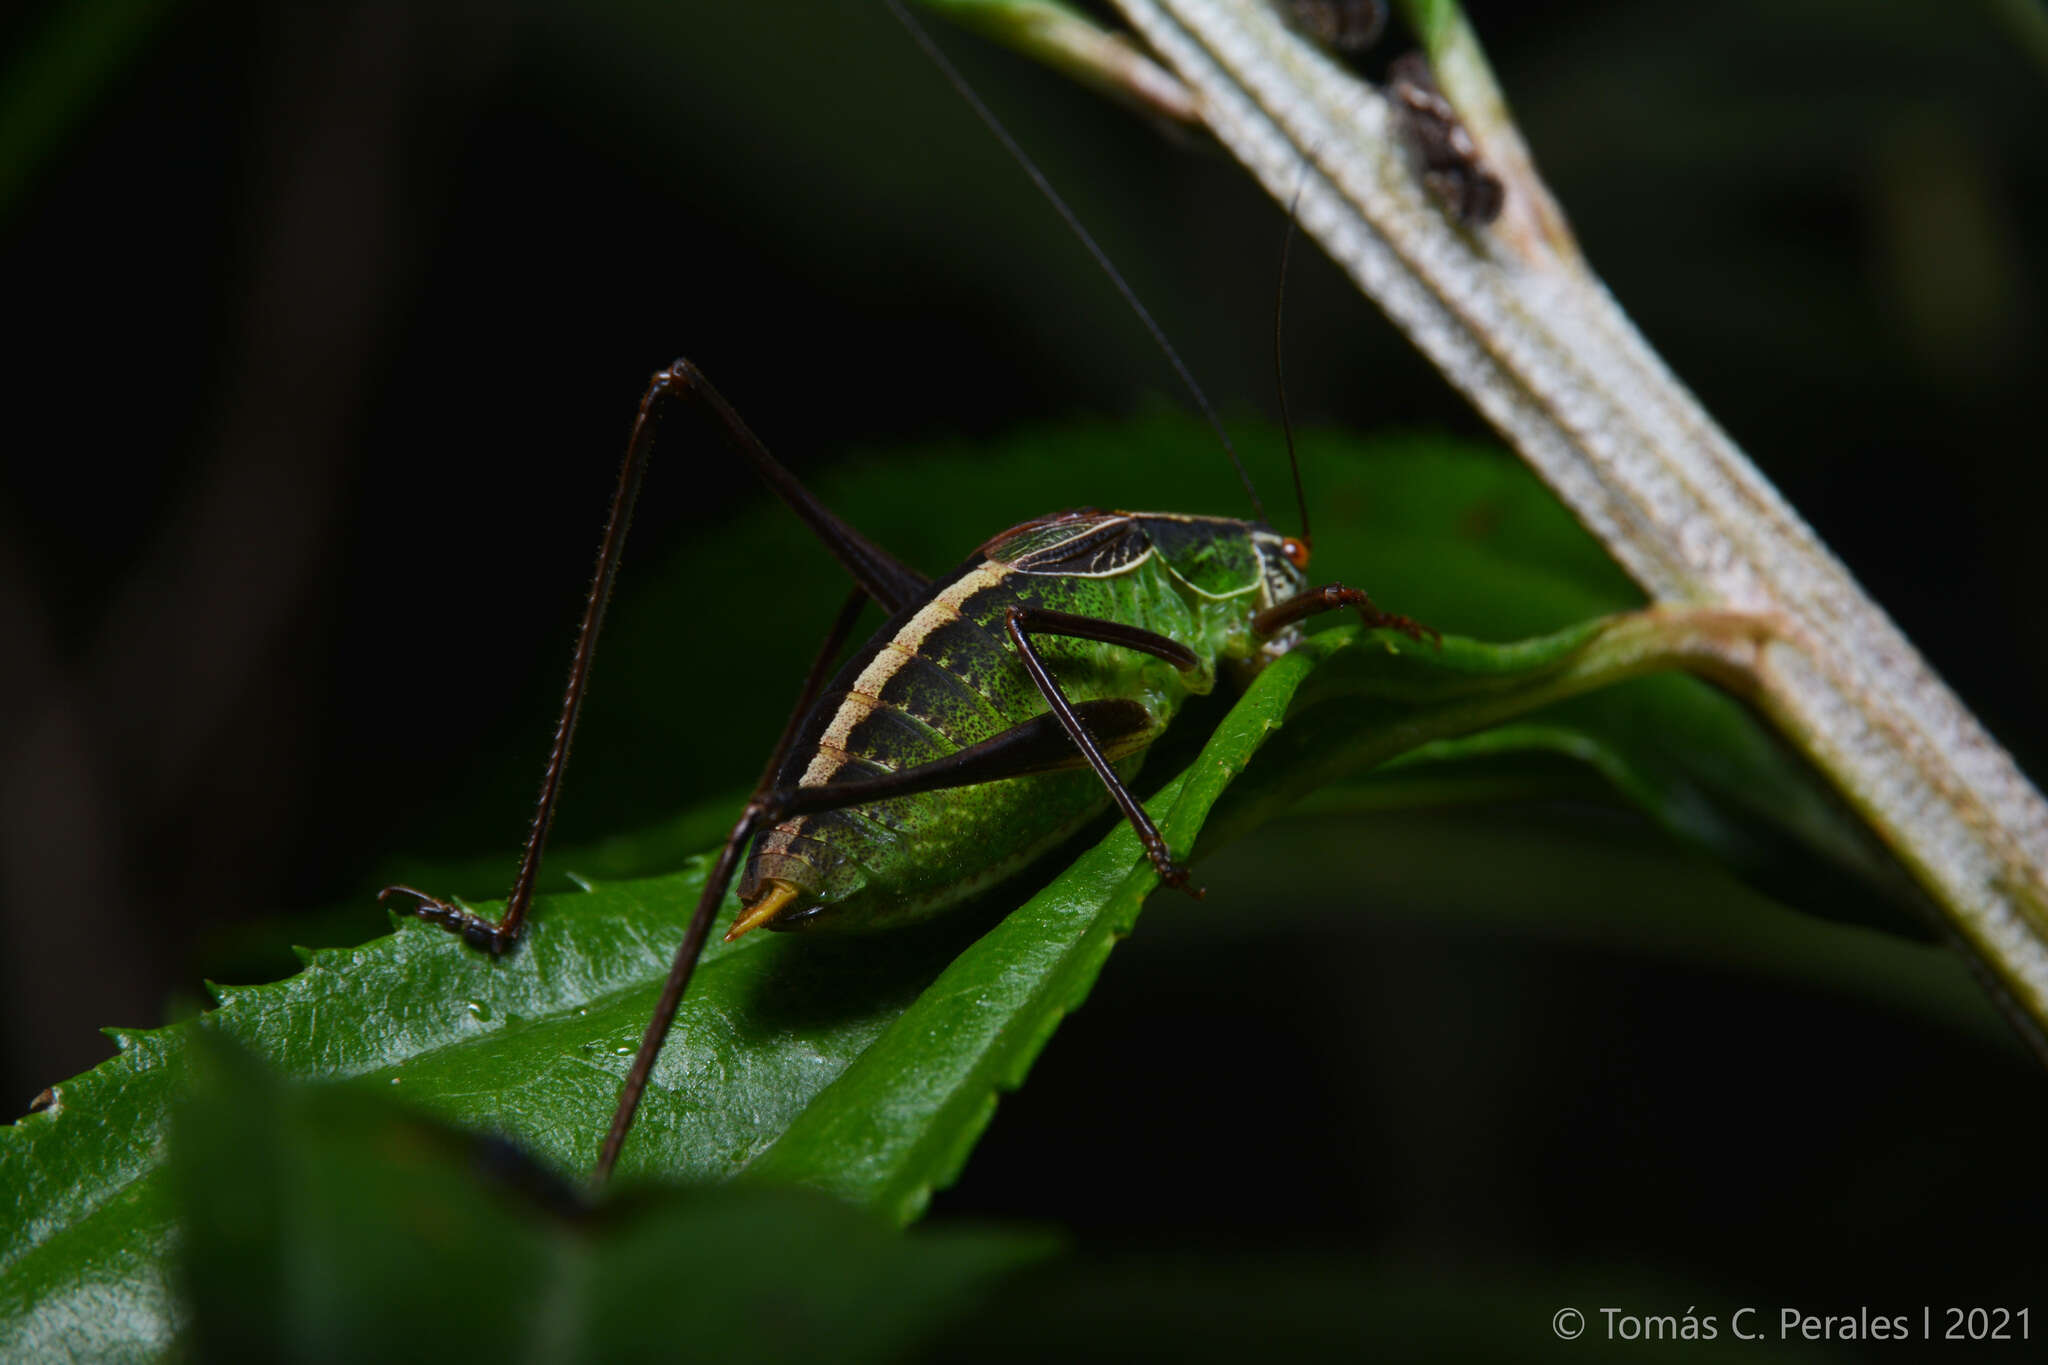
[[1091, 0, 2048, 1044], [914, 0, 1199, 123], [1201, 609, 1778, 852]]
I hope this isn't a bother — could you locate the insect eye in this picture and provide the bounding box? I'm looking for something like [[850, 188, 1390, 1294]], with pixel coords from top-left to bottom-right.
[[1280, 537, 1311, 571]]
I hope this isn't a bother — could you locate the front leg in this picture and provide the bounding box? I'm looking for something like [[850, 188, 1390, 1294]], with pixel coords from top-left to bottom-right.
[[1253, 583, 1439, 646]]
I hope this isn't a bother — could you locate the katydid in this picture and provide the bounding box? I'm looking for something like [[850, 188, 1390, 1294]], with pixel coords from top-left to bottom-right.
[[381, 364, 1429, 1178], [381, 5, 1440, 1182]]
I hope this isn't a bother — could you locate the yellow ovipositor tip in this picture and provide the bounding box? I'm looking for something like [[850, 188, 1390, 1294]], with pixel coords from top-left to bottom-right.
[[725, 880, 800, 942]]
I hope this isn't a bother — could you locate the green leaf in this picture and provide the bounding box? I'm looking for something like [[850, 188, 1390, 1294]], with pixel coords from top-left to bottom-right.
[[1332, 686, 1931, 939], [0, 422, 1920, 1357], [167, 1038, 1050, 1364], [0, 628, 1311, 1359], [0, 606, 1790, 1358]]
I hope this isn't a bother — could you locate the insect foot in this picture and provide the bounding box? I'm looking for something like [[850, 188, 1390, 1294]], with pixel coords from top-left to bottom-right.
[[1362, 606, 1442, 650], [378, 884, 516, 955], [1156, 859, 1207, 901]]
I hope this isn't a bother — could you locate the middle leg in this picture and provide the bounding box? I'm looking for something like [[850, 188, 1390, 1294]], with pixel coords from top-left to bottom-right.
[[1003, 605, 1205, 897]]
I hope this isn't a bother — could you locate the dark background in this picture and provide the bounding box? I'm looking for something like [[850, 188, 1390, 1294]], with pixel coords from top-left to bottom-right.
[[5, 0, 2046, 1355]]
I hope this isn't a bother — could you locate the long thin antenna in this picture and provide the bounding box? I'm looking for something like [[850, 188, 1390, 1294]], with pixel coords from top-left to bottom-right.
[[884, 0, 1267, 524], [1275, 171, 1312, 547]]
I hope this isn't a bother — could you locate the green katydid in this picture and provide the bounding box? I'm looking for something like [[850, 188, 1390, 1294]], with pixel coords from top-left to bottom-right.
[[381, 1, 1439, 1182], [381, 360, 1431, 1180]]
